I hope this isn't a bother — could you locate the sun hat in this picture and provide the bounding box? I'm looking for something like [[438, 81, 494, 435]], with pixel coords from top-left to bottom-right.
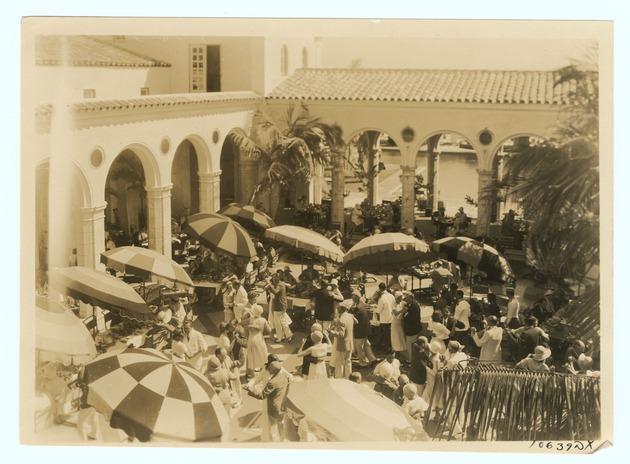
[[544, 289, 554, 296], [330, 278, 339, 287], [207, 355, 221, 371], [429, 340, 442, 354], [394, 291, 403, 299], [403, 383, 418, 399], [533, 345, 552, 361], [156, 309, 172, 324], [311, 330, 324, 343], [448, 340, 463, 352]]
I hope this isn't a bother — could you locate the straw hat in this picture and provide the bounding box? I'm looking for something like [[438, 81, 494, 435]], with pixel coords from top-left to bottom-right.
[[156, 309, 172, 324], [533, 345, 551, 361], [330, 278, 339, 287]]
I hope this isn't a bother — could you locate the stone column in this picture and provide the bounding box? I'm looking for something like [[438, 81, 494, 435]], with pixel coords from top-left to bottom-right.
[[476, 169, 494, 238], [146, 184, 173, 258], [400, 165, 417, 231], [199, 171, 221, 213], [365, 131, 380, 206], [239, 158, 258, 205], [76, 203, 107, 269], [426, 134, 441, 212], [311, 163, 324, 204], [331, 155, 346, 232]]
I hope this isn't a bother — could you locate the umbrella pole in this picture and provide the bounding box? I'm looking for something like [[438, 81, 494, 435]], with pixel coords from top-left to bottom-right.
[[470, 267, 473, 299]]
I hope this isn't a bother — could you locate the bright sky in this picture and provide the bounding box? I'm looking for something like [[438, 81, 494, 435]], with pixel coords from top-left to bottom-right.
[[321, 37, 596, 70]]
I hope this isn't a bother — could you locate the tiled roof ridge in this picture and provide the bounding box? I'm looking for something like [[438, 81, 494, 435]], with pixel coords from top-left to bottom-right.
[[35, 91, 263, 116], [85, 36, 172, 67], [35, 35, 171, 68], [291, 68, 566, 74], [267, 67, 595, 105]]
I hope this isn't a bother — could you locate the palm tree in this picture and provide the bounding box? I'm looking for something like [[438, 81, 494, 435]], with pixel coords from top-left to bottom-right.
[[230, 104, 345, 216], [504, 57, 599, 285]]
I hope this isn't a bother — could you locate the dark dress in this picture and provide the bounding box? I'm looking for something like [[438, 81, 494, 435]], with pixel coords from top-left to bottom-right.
[[409, 343, 432, 386], [486, 301, 502, 319], [403, 300, 422, 338], [311, 288, 336, 322]]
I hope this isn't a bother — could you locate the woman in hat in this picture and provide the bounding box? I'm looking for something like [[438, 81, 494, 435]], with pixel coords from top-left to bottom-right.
[[421, 340, 445, 404], [204, 355, 237, 412], [170, 329, 190, 363], [390, 291, 408, 360], [297, 330, 329, 380], [427, 310, 450, 354], [245, 305, 271, 378], [515, 345, 551, 372], [445, 340, 468, 369]]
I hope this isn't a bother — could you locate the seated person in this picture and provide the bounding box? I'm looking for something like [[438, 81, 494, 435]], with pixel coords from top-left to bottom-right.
[[299, 262, 321, 283], [453, 207, 469, 233], [372, 350, 401, 399]]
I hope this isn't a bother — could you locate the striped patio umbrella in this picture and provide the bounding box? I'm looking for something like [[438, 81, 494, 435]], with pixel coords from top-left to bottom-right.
[[36, 295, 97, 366], [101, 246, 194, 291], [264, 225, 345, 264], [343, 232, 430, 273], [431, 236, 514, 283], [286, 379, 428, 441], [50, 266, 151, 321], [184, 213, 256, 261], [217, 202, 276, 231], [81, 347, 230, 442]]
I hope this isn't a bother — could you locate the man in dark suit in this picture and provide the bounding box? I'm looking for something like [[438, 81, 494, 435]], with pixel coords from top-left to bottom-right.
[[246, 360, 292, 442], [402, 292, 423, 361]]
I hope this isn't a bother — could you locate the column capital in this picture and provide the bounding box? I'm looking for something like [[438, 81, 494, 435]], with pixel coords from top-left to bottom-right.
[[78, 202, 107, 218], [401, 165, 417, 176], [199, 170, 222, 181], [145, 184, 173, 198]]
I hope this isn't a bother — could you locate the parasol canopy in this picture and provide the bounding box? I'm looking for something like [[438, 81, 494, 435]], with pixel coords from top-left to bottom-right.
[[431, 236, 515, 283], [264, 225, 345, 264], [50, 266, 152, 321], [35, 295, 97, 366], [343, 232, 430, 273], [286, 379, 428, 441], [184, 213, 256, 261], [81, 347, 230, 442], [101, 246, 194, 291], [217, 202, 276, 231]]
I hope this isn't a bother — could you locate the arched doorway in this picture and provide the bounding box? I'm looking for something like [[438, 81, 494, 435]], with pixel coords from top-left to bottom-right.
[[171, 139, 200, 225], [104, 150, 148, 247], [219, 134, 241, 208], [417, 131, 479, 219], [342, 129, 402, 234]]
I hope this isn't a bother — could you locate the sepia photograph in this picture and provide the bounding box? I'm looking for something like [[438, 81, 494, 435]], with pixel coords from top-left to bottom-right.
[[18, 13, 616, 456]]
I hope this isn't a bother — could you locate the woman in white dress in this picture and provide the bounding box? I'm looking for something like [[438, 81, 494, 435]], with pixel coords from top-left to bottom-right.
[[391, 292, 408, 359], [297, 330, 329, 380], [427, 310, 451, 354], [245, 305, 271, 377]]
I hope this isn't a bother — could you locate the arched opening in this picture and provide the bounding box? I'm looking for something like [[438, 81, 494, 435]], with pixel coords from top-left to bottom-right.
[[219, 133, 242, 208], [36, 158, 90, 290], [171, 139, 200, 224], [104, 150, 148, 247], [490, 134, 547, 249], [417, 131, 479, 218], [339, 129, 403, 235]]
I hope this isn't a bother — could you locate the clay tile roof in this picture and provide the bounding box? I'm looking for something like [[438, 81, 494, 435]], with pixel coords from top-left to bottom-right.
[[35, 35, 171, 67], [267, 68, 582, 105]]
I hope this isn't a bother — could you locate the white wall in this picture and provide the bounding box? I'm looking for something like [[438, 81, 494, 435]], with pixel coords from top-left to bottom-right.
[[33, 66, 170, 101]]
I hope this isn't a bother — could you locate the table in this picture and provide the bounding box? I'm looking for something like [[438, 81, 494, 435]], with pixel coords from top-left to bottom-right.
[[193, 281, 223, 306]]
